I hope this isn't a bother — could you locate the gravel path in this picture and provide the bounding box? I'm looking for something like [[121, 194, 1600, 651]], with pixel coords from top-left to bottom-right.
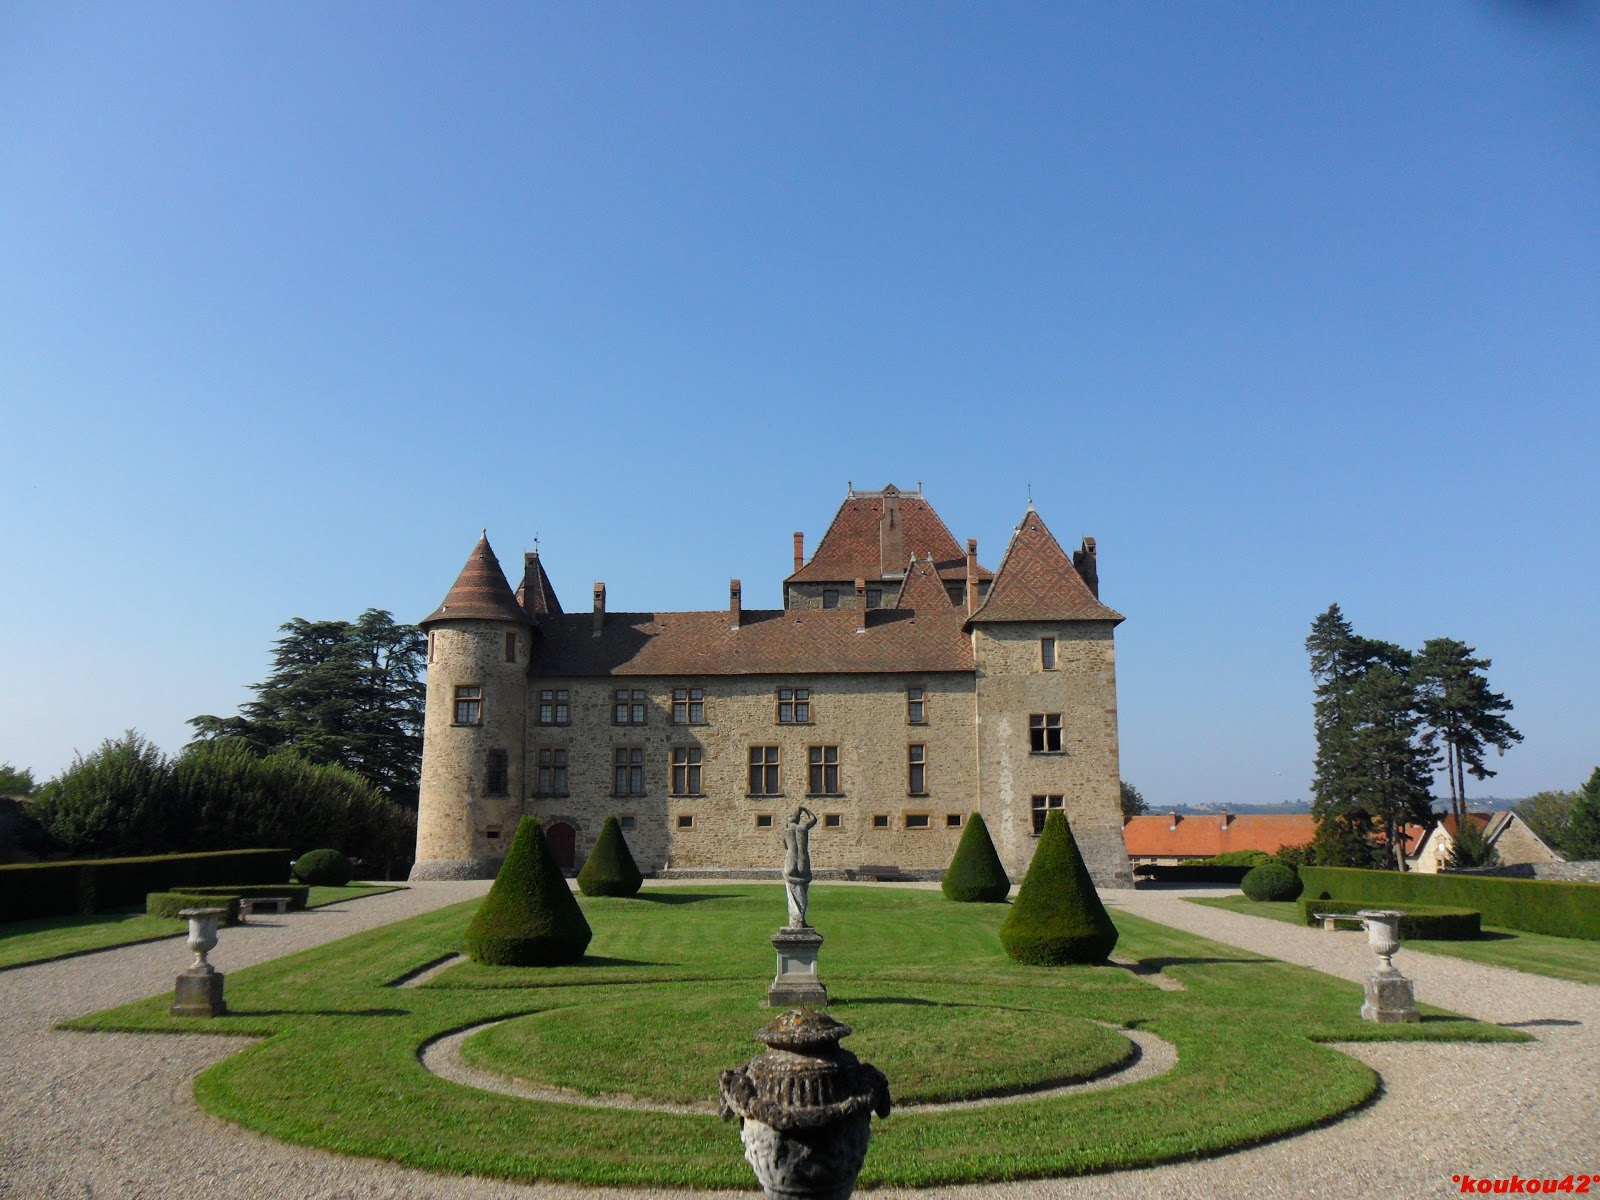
[[1, 882, 1594, 1200]]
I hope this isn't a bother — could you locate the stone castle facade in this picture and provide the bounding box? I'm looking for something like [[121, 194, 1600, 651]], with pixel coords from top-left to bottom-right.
[[410, 484, 1133, 888]]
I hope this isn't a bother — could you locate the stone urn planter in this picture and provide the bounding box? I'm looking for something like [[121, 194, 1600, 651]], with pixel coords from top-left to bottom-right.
[[719, 1008, 891, 1200], [170, 906, 228, 1017], [1357, 909, 1418, 1023]]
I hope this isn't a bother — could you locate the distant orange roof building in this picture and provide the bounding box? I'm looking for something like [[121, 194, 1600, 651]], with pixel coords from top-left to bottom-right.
[[1122, 812, 1316, 865]]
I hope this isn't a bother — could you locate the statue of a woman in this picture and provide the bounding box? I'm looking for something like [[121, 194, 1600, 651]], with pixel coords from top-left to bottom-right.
[[781, 806, 818, 927]]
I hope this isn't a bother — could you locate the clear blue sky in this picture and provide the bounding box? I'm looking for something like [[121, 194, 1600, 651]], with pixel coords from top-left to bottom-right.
[[3, 3, 1596, 808]]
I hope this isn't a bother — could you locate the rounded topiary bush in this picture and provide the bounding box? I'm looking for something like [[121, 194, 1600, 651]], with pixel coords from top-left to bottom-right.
[[465, 816, 592, 966], [293, 848, 354, 887], [998, 810, 1118, 965], [942, 812, 1010, 902], [1241, 861, 1302, 902], [577, 816, 644, 897]]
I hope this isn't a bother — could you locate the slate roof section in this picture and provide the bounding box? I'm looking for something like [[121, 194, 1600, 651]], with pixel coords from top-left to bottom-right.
[[421, 534, 533, 627], [968, 508, 1123, 624], [530, 604, 975, 677], [788, 486, 993, 585], [1121, 814, 1316, 859], [516, 551, 563, 618]]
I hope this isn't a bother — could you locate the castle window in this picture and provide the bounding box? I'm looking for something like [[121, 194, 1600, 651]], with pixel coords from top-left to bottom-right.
[[807, 745, 840, 796], [872, 814, 889, 829], [1029, 713, 1063, 753], [613, 688, 648, 725], [1032, 794, 1064, 835], [777, 688, 810, 724], [505, 631, 517, 662], [907, 744, 927, 796], [823, 813, 841, 829], [670, 747, 703, 796], [619, 815, 635, 830], [485, 825, 502, 840], [427, 631, 436, 663], [866, 588, 882, 609], [536, 748, 568, 797], [613, 747, 645, 796], [905, 813, 930, 830], [748, 746, 780, 796], [485, 749, 508, 796], [453, 685, 482, 726], [672, 687, 705, 725], [677, 814, 694, 830], [946, 584, 964, 605], [946, 813, 962, 828], [1040, 637, 1056, 670], [906, 686, 926, 725], [537, 689, 569, 726], [755, 814, 773, 829], [823, 589, 840, 609]]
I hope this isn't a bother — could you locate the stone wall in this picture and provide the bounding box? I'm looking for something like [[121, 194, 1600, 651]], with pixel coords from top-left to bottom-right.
[[1454, 861, 1600, 883], [973, 621, 1131, 887]]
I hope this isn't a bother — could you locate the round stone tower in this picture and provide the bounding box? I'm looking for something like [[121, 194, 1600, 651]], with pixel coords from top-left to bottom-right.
[[410, 533, 533, 880]]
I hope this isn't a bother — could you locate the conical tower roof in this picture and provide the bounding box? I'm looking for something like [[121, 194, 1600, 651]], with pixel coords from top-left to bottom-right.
[[421, 533, 533, 627]]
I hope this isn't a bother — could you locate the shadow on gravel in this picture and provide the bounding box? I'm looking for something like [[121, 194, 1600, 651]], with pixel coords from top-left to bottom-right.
[[1501, 1018, 1582, 1028]]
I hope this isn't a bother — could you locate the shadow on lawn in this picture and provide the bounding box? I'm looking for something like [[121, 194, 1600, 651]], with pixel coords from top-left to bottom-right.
[[1130, 955, 1269, 971], [632, 892, 736, 906], [231, 1007, 410, 1018]]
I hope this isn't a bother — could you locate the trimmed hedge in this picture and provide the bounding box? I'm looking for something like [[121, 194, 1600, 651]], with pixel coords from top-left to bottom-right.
[[1241, 862, 1302, 902], [1297, 897, 1482, 941], [180, 884, 310, 911], [942, 812, 1011, 902], [576, 817, 644, 897], [465, 817, 592, 966], [146, 891, 245, 924], [0, 849, 292, 922], [1133, 864, 1255, 885], [1299, 866, 1600, 941], [999, 810, 1118, 965], [293, 849, 354, 887]]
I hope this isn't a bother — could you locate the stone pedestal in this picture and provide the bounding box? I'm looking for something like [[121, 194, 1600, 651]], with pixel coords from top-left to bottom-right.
[[171, 968, 227, 1017], [1361, 971, 1419, 1023], [769, 926, 828, 1008]]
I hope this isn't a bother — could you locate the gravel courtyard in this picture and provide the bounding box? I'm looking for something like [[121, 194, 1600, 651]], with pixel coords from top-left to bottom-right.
[[0, 881, 1593, 1200]]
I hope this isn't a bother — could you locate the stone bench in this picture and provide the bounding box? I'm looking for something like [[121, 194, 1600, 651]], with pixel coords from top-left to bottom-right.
[[854, 864, 910, 883], [238, 896, 292, 920], [1310, 911, 1360, 931]]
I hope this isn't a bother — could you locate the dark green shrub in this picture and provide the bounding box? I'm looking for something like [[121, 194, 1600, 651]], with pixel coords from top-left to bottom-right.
[[1274, 841, 1317, 871], [181, 883, 310, 910], [998, 810, 1118, 965], [1297, 898, 1481, 940], [294, 849, 354, 886], [31, 732, 177, 857], [465, 817, 592, 966], [1299, 865, 1600, 940], [0, 849, 291, 922], [942, 812, 1010, 902], [146, 891, 244, 924], [576, 816, 644, 897], [1241, 862, 1302, 902], [1202, 850, 1275, 867]]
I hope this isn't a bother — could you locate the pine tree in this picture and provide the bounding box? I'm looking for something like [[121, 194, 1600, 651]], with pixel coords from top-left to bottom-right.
[[1443, 814, 1499, 870], [1412, 638, 1522, 825], [1563, 768, 1600, 862], [465, 817, 593, 966], [942, 812, 1010, 902], [576, 816, 644, 897], [1119, 781, 1148, 818], [998, 810, 1118, 964]]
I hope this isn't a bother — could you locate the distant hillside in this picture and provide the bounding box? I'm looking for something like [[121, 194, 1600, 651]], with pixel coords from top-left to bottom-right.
[[1165, 802, 1313, 816]]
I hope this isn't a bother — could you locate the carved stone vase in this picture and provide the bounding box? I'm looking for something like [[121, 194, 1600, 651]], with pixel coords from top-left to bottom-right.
[[1357, 909, 1418, 1023], [171, 906, 228, 1018], [719, 1008, 891, 1200]]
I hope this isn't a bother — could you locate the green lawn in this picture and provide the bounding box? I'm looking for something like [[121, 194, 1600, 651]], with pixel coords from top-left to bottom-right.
[[1187, 895, 1600, 985], [62, 884, 1525, 1189], [0, 884, 404, 971]]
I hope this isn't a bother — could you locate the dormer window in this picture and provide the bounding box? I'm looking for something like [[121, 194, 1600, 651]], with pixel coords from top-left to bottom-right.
[[823, 588, 840, 609]]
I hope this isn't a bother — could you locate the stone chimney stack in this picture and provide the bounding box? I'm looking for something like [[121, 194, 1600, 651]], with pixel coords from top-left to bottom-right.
[[1074, 536, 1100, 598], [1220, 809, 1232, 829], [592, 581, 606, 637], [793, 531, 805, 573], [879, 487, 904, 577], [855, 578, 867, 632], [1169, 809, 1181, 831], [730, 578, 742, 629], [965, 539, 980, 614]]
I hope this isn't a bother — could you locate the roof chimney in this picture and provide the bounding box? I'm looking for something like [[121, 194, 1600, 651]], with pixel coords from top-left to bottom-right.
[[879, 486, 904, 577], [1220, 808, 1232, 829], [793, 531, 804, 573], [1169, 808, 1181, 831], [1073, 536, 1100, 598], [965, 539, 980, 615], [730, 578, 742, 629], [855, 578, 867, 632], [592, 581, 606, 637]]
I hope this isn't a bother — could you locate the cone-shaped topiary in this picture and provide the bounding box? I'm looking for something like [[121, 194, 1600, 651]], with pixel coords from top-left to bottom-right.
[[998, 809, 1118, 964], [464, 817, 592, 966], [576, 815, 644, 897], [942, 812, 1011, 902]]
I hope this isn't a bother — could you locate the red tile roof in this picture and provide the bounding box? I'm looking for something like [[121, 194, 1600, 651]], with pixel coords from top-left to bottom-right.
[[531, 602, 975, 677], [421, 534, 533, 627], [1121, 813, 1315, 859], [968, 508, 1123, 624], [788, 486, 993, 585], [894, 554, 958, 611]]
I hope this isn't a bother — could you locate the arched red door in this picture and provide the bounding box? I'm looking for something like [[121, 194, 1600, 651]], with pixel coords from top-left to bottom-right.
[[546, 821, 577, 871]]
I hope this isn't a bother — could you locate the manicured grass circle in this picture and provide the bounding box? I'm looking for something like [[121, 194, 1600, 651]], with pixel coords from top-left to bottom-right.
[[459, 988, 1133, 1105]]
